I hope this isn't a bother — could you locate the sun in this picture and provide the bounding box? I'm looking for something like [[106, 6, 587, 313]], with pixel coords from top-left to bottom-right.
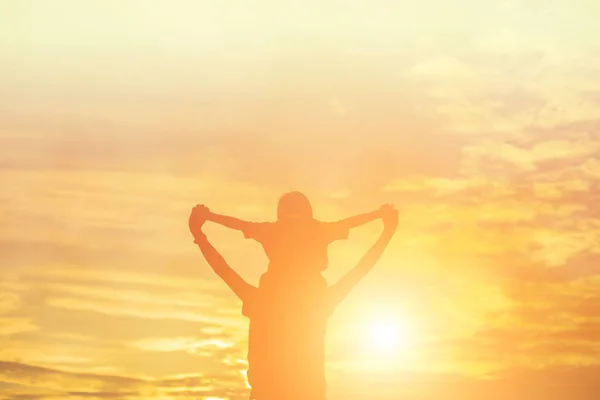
[[370, 319, 398, 350], [364, 313, 415, 353]]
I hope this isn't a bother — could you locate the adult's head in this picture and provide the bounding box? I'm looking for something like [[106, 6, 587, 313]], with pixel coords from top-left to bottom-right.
[[277, 191, 313, 221]]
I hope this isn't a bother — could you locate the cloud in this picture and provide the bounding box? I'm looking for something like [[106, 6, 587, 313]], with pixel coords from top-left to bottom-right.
[[383, 176, 475, 195], [129, 337, 236, 353], [0, 318, 37, 336], [328, 364, 600, 400], [15, 266, 246, 329], [429, 277, 600, 372], [0, 289, 38, 337], [532, 178, 590, 199], [463, 137, 599, 171], [35, 281, 224, 310], [582, 157, 600, 179], [410, 56, 479, 83], [0, 361, 149, 393], [25, 267, 223, 295], [0, 361, 247, 400], [530, 229, 598, 267], [44, 296, 239, 326], [5, 358, 600, 400], [0, 292, 20, 313]]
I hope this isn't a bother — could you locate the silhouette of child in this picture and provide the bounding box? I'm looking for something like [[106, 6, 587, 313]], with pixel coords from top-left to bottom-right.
[[201, 192, 385, 288]]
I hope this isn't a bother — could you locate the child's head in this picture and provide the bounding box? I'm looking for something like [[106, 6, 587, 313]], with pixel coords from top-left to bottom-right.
[[277, 191, 313, 221]]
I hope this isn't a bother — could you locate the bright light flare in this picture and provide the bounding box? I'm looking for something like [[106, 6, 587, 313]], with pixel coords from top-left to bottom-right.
[[364, 313, 416, 353], [370, 319, 399, 350]]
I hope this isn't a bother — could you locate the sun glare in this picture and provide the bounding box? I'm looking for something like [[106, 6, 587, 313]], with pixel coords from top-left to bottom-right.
[[370, 319, 398, 350], [364, 313, 415, 353]]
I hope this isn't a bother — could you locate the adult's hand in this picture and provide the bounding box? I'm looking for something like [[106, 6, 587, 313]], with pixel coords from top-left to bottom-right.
[[189, 204, 210, 239], [381, 205, 398, 232], [379, 203, 394, 216]]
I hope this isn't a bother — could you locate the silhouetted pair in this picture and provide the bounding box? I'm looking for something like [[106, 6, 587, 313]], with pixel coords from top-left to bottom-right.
[[188, 192, 398, 400]]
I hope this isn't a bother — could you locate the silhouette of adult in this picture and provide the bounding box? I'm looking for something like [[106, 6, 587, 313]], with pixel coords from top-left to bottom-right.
[[189, 204, 398, 400]]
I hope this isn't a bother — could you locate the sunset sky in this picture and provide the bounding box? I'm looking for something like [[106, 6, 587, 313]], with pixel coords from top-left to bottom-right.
[[2, 0, 600, 399]]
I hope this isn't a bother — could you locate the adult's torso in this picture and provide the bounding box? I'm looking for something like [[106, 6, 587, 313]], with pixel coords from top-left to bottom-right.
[[246, 281, 332, 400]]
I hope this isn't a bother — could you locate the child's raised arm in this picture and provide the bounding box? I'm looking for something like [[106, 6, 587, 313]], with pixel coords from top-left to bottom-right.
[[206, 208, 273, 243], [333, 207, 385, 231], [328, 207, 398, 306], [207, 211, 253, 231]]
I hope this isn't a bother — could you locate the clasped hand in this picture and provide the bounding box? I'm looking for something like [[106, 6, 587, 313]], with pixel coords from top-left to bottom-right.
[[189, 204, 210, 239]]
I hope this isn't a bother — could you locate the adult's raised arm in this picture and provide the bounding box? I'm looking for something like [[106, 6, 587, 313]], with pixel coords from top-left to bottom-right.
[[189, 206, 256, 302], [328, 206, 398, 306]]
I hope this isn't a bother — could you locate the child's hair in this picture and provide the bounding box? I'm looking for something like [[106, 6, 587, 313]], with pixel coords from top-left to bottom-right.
[[277, 191, 313, 221]]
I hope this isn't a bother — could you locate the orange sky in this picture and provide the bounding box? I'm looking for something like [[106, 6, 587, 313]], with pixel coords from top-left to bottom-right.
[[1, 0, 600, 399]]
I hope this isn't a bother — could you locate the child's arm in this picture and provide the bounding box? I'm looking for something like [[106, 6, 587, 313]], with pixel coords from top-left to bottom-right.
[[206, 211, 253, 232], [207, 209, 272, 242], [328, 207, 398, 306], [333, 207, 385, 231], [322, 205, 389, 242]]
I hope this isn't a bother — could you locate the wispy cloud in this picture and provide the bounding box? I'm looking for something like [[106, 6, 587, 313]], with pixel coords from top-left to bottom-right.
[[0, 361, 247, 400]]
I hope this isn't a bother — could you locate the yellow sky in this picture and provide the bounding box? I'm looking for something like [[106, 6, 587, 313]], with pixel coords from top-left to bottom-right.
[[1, 0, 600, 399]]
